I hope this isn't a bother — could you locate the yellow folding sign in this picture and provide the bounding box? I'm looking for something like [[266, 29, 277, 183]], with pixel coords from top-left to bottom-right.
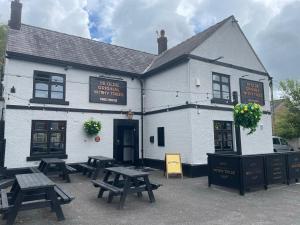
[[165, 153, 183, 179]]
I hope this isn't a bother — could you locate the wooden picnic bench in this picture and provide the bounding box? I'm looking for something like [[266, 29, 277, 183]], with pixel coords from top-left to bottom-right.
[[0, 173, 74, 225], [30, 158, 76, 183], [92, 166, 160, 209], [79, 156, 115, 179]]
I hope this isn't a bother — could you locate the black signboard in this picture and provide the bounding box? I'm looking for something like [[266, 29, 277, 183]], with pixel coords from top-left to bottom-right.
[[242, 156, 265, 188], [208, 155, 240, 189], [286, 152, 300, 184], [265, 154, 287, 185], [240, 78, 265, 105], [89, 77, 127, 105]]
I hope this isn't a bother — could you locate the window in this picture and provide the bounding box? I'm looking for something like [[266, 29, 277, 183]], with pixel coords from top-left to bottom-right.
[[214, 121, 234, 152], [30, 120, 67, 160], [273, 138, 280, 145], [212, 73, 231, 104], [30, 71, 69, 105], [157, 127, 165, 147]]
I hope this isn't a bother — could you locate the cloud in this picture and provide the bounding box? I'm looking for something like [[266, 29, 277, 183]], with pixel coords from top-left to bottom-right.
[[0, 0, 299, 87], [0, 0, 90, 38]]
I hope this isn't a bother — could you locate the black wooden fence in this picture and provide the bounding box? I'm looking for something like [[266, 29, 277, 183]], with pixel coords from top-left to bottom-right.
[[208, 152, 300, 195]]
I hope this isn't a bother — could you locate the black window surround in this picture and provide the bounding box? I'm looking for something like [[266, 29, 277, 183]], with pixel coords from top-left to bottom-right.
[[30, 70, 69, 105], [213, 121, 234, 153], [27, 120, 67, 161], [211, 72, 233, 105]]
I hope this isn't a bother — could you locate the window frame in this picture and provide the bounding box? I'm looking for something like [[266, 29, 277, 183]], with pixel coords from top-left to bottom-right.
[[213, 120, 234, 153], [30, 71, 69, 105], [157, 127, 165, 147], [28, 120, 67, 161], [211, 72, 232, 105]]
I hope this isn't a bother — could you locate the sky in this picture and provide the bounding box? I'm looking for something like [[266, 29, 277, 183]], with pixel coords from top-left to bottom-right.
[[0, 0, 299, 94]]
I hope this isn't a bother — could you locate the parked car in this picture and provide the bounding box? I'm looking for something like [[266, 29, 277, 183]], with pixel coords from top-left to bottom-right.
[[273, 136, 294, 152]]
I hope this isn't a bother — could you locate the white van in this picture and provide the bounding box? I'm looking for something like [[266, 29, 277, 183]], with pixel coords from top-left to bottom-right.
[[273, 136, 294, 152]]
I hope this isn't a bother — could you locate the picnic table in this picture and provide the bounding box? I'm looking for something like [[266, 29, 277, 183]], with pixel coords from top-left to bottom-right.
[[79, 156, 115, 179], [30, 158, 76, 183], [0, 173, 74, 225], [92, 166, 160, 209]]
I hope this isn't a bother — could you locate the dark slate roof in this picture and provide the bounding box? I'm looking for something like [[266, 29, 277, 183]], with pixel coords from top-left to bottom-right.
[[6, 24, 156, 75], [145, 16, 233, 73], [6, 16, 232, 75]]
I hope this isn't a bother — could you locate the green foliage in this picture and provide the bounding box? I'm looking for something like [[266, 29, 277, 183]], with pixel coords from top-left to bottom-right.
[[0, 25, 7, 72], [234, 102, 263, 135], [83, 119, 101, 136], [274, 80, 300, 139]]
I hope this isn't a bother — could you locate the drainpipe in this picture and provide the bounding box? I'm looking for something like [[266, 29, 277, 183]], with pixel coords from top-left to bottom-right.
[[269, 76, 275, 133], [139, 78, 144, 166]]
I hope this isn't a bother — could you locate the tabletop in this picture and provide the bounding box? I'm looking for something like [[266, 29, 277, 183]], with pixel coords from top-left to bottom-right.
[[88, 156, 114, 161], [105, 167, 149, 178], [16, 173, 55, 190], [41, 158, 65, 164]]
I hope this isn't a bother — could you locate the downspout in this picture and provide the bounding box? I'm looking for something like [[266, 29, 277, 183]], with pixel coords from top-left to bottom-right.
[[269, 76, 274, 134], [139, 78, 144, 166]]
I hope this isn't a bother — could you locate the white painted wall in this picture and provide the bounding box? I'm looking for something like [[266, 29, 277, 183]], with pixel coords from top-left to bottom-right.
[[143, 109, 192, 164], [192, 19, 266, 72], [4, 109, 141, 168], [3, 59, 142, 168], [4, 59, 141, 112]]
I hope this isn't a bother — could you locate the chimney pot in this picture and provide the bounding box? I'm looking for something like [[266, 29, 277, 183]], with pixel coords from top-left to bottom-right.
[[157, 29, 167, 54], [8, 0, 22, 30]]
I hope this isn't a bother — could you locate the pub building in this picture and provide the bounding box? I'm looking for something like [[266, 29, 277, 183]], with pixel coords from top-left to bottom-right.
[[0, 0, 273, 177]]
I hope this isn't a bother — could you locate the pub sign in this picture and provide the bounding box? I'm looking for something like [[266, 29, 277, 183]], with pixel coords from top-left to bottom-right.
[[89, 77, 127, 105], [240, 78, 265, 105]]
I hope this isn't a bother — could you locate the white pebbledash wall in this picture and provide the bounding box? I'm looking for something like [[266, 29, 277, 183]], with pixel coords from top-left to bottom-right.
[[4, 59, 141, 168]]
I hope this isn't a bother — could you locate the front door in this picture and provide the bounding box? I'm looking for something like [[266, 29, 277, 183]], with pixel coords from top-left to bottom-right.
[[113, 119, 139, 165]]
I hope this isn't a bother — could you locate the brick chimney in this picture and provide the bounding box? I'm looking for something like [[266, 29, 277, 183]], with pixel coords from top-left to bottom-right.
[[157, 30, 167, 54], [8, 0, 22, 30]]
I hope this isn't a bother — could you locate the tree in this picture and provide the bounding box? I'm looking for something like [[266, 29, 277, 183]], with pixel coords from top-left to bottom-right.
[[0, 24, 7, 73], [274, 80, 300, 139]]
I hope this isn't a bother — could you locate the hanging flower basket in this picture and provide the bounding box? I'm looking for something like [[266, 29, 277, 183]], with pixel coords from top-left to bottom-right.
[[234, 103, 262, 135], [83, 119, 101, 136]]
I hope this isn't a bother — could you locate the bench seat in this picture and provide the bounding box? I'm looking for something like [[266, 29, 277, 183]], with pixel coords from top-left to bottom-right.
[[0, 189, 10, 213], [91, 180, 123, 194], [65, 165, 77, 173], [54, 185, 74, 204], [0, 179, 14, 189], [29, 167, 41, 173], [78, 164, 95, 171]]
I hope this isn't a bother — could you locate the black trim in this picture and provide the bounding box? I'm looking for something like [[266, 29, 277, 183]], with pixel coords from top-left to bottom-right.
[[188, 54, 270, 77], [30, 120, 67, 160], [211, 98, 234, 105], [26, 154, 68, 161], [6, 104, 271, 115], [6, 52, 140, 78], [29, 98, 69, 105], [143, 158, 208, 177], [6, 105, 142, 115]]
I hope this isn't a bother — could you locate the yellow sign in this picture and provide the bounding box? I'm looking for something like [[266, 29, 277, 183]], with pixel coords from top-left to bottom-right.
[[165, 153, 183, 179]]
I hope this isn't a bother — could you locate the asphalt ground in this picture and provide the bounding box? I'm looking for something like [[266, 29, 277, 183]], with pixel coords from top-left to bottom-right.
[[2, 171, 300, 225]]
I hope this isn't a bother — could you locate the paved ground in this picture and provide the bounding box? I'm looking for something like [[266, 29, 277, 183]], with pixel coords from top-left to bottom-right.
[[2, 171, 300, 225]]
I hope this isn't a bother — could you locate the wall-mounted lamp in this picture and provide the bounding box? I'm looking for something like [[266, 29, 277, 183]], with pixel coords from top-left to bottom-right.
[[10, 86, 16, 93], [127, 110, 134, 120], [259, 78, 265, 81], [176, 91, 179, 97], [64, 65, 72, 71], [195, 78, 201, 87], [241, 75, 249, 78]]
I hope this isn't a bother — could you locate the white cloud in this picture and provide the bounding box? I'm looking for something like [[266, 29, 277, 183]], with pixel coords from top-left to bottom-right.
[[0, 0, 90, 38], [0, 0, 299, 86]]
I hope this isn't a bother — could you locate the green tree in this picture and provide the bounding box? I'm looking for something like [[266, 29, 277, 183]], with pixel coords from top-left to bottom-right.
[[274, 80, 300, 139], [0, 24, 7, 72]]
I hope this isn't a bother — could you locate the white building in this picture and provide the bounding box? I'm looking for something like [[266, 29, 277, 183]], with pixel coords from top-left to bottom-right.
[[1, 0, 273, 177]]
